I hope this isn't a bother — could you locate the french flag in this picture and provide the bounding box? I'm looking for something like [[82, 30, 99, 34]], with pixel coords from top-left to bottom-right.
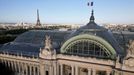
[[87, 2, 93, 6]]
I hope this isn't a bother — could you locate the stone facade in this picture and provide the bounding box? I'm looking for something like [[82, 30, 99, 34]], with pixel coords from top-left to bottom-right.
[[0, 36, 134, 75]]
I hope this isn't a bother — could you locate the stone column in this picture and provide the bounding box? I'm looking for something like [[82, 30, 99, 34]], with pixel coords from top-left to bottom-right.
[[11, 61, 14, 71], [11, 62, 13, 71], [40, 64, 45, 75], [29, 66, 32, 75], [60, 64, 63, 75], [8, 61, 10, 69], [88, 68, 91, 75], [72, 65, 74, 75], [54, 61, 57, 75], [37, 67, 40, 75], [14, 61, 17, 73], [4, 60, 7, 67], [92, 69, 96, 75], [57, 64, 60, 75], [107, 71, 111, 75], [25, 64, 28, 75], [17, 62, 21, 74], [21, 63, 25, 75], [33, 66, 36, 75], [49, 65, 53, 75], [75, 66, 78, 75], [6, 60, 8, 67]]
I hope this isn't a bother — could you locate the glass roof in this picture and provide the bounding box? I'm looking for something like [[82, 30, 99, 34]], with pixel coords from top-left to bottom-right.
[[0, 30, 72, 57]]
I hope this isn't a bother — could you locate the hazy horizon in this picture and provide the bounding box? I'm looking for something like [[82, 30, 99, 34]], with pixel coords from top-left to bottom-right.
[[0, 0, 134, 24]]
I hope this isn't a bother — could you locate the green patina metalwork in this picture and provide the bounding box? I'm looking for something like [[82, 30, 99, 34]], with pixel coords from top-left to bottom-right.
[[60, 34, 116, 59]]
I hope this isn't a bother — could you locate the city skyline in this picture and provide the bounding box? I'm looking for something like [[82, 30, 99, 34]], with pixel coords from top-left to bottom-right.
[[0, 0, 134, 24]]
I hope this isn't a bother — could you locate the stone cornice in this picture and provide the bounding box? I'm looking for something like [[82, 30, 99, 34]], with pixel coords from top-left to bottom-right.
[[57, 54, 115, 66]]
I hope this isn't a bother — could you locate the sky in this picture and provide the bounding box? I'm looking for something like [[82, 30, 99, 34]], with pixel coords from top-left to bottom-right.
[[0, 0, 134, 24]]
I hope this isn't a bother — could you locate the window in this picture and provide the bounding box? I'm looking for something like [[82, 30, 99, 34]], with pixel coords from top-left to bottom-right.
[[46, 71, 49, 75], [65, 40, 109, 58]]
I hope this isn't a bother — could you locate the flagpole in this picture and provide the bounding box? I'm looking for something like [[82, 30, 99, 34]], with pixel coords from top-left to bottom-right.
[[87, 1, 94, 18], [91, 1, 94, 10]]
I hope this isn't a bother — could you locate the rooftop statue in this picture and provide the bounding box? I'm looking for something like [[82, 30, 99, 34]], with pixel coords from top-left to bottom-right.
[[127, 40, 134, 55], [123, 40, 134, 67], [44, 35, 53, 51]]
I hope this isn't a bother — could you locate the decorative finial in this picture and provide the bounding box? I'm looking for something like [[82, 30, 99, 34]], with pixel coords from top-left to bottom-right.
[[90, 9, 95, 22]]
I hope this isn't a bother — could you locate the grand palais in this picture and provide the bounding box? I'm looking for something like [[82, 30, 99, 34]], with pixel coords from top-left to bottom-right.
[[0, 9, 134, 75]]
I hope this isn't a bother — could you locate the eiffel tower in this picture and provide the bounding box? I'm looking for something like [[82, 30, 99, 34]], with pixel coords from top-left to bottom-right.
[[36, 9, 41, 26]]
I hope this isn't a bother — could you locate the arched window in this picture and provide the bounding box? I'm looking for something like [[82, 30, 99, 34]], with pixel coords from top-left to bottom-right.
[[64, 39, 110, 58]]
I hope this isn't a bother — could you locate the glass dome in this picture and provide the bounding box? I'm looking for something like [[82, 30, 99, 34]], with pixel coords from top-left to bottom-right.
[[61, 10, 124, 59]]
